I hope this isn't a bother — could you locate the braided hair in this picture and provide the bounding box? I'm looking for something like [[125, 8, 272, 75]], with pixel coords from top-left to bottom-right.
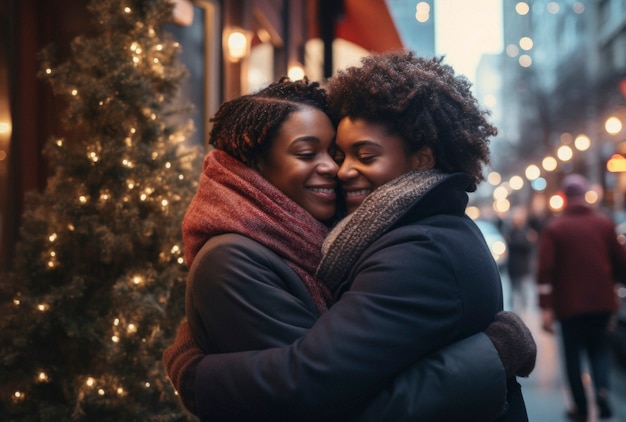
[[209, 76, 331, 169], [326, 52, 496, 191]]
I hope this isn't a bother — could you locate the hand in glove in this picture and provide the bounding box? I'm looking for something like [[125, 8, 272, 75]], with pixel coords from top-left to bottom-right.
[[485, 311, 537, 379]]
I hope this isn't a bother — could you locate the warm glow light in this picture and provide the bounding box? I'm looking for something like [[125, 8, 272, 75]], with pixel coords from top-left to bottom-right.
[[493, 185, 509, 200], [225, 29, 250, 62], [86, 377, 96, 387], [574, 134, 591, 151], [133, 275, 143, 285], [519, 54, 532, 67], [509, 175, 524, 190], [112, 335, 120, 343], [607, 154, 626, 172], [494, 198, 511, 213], [542, 156, 558, 171], [415, 2, 431, 22], [487, 171, 501, 185], [466, 206, 480, 220], [549, 194, 565, 211], [515, 2, 530, 15], [288, 65, 305, 81], [586, 190, 598, 204], [0, 121, 11, 134], [519, 37, 533, 50], [606, 116, 623, 134], [557, 145, 573, 161], [525, 164, 541, 180]]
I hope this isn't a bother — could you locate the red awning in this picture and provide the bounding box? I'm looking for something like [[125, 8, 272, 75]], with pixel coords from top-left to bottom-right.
[[308, 0, 404, 53]]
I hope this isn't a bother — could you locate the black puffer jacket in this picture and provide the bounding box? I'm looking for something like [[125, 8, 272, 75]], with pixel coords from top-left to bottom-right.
[[188, 174, 515, 421]]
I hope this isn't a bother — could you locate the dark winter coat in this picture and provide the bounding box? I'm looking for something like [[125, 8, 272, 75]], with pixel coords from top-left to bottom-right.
[[505, 225, 534, 281], [189, 174, 520, 421], [537, 204, 626, 319]]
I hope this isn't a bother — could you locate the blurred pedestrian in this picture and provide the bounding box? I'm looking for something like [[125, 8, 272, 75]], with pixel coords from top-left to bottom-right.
[[505, 206, 537, 311], [536, 174, 626, 421]]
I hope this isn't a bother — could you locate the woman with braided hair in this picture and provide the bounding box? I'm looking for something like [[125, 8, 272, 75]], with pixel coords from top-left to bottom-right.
[[165, 68, 535, 420]]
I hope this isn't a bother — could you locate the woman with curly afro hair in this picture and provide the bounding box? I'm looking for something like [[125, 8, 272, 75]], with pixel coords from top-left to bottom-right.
[[164, 56, 535, 421]]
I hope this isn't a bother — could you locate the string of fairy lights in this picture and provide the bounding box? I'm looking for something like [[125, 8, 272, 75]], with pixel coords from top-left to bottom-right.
[[469, 115, 625, 221]]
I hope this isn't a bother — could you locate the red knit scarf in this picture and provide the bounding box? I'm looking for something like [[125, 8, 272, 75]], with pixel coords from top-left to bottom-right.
[[182, 149, 333, 314]]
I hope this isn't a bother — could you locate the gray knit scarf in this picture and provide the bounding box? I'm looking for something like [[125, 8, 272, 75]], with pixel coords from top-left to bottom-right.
[[316, 169, 447, 292]]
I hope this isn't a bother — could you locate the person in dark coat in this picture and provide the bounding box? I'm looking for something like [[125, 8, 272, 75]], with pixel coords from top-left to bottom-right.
[[537, 173, 626, 421], [505, 207, 537, 311], [164, 53, 535, 421]]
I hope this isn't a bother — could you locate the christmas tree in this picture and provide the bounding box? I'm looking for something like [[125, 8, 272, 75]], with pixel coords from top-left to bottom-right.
[[0, 0, 202, 420]]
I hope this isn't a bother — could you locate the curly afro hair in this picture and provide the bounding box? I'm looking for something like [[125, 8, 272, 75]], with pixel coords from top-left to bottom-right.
[[209, 76, 332, 169], [326, 52, 496, 191]]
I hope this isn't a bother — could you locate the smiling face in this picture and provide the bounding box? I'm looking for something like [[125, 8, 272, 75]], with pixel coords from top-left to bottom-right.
[[335, 117, 433, 214], [258, 106, 338, 222]]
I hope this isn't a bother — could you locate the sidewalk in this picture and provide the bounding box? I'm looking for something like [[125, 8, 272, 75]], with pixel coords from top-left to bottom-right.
[[502, 276, 626, 422]]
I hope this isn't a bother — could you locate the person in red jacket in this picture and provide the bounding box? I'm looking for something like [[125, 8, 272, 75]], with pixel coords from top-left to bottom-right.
[[537, 173, 626, 421]]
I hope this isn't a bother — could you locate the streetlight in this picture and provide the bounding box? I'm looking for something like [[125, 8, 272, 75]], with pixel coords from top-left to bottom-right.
[[574, 134, 590, 151], [605, 116, 623, 135]]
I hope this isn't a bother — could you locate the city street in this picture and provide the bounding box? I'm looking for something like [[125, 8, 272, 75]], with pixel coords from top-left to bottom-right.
[[501, 276, 626, 422]]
